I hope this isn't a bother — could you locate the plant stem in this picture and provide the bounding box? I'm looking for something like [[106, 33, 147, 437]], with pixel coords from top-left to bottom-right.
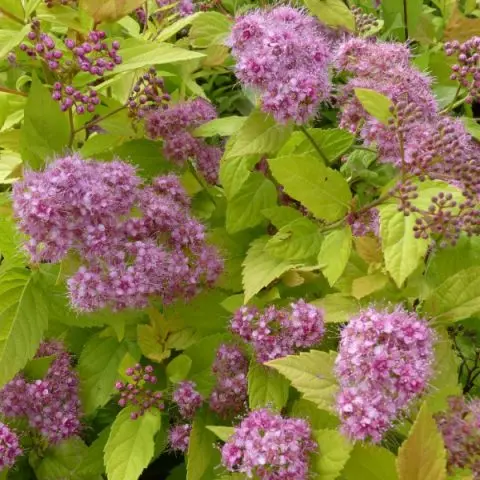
[[403, 0, 408, 40], [68, 108, 75, 148], [299, 125, 329, 163], [0, 7, 25, 25], [0, 85, 28, 97], [187, 159, 216, 205], [352, 145, 377, 153], [73, 105, 126, 134], [440, 88, 466, 114]]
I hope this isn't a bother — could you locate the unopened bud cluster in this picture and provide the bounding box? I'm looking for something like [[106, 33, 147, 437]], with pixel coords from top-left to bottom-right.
[[52, 82, 100, 114], [352, 6, 379, 36]]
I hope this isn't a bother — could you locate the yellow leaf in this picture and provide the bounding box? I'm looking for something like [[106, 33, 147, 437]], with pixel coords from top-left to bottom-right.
[[0, 150, 21, 184], [397, 403, 447, 480], [444, 7, 480, 42], [354, 236, 383, 264], [79, 0, 145, 22], [351, 273, 389, 299], [281, 270, 305, 288], [137, 324, 171, 363], [202, 45, 229, 67]]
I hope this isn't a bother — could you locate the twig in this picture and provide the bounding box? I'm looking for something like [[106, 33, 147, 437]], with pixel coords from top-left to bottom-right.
[[68, 108, 75, 148], [299, 125, 329, 163], [440, 85, 462, 114], [0, 7, 25, 25], [187, 159, 216, 205], [0, 86, 28, 97], [73, 105, 127, 134]]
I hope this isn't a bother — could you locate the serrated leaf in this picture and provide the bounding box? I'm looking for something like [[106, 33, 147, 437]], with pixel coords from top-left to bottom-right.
[[156, 12, 201, 42], [226, 109, 293, 158], [352, 273, 389, 299], [268, 154, 351, 222], [262, 206, 303, 229], [313, 429, 353, 480], [304, 0, 355, 30], [242, 237, 297, 303], [396, 403, 447, 480], [166, 354, 192, 383], [248, 361, 289, 411], [343, 444, 398, 480], [354, 88, 394, 125], [193, 117, 246, 138], [189, 11, 232, 48], [20, 75, 69, 170], [295, 128, 355, 162], [104, 407, 161, 480], [0, 269, 48, 387], [266, 350, 338, 412], [226, 173, 277, 234], [379, 204, 429, 287], [318, 227, 352, 286], [78, 335, 129, 415], [206, 426, 234, 442], [311, 294, 358, 324], [219, 155, 259, 200], [423, 267, 480, 322], [79, 0, 145, 21]]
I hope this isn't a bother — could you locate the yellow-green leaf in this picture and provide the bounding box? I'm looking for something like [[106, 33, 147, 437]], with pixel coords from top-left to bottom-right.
[[318, 227, 352, 286], [304, 0, 355, 30], [354, 88, 394, 125], [314, 429, 353, 480], [343, 444, 399, 480], [79, 0, 145, 22], [248, 361, 289, 411]]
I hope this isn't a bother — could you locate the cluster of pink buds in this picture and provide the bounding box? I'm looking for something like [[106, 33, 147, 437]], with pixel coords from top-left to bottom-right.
[[115, 365, 164, 420], [172, 381, 203, 420], [168, 424, 192, 453], [347, 208, 380, 237], [0, 423, 22, 471], [52, 82, 100, 114], [127, 68, 170, 119], [445, 37, 480, 104], [156, 0, 195, 19]]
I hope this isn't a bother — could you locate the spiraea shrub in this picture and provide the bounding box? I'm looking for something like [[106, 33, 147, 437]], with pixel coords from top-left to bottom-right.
[[0, 0, 479, 479]]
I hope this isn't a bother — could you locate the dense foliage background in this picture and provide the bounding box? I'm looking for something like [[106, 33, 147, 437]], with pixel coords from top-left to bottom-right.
[[0, 0, 479, 479]]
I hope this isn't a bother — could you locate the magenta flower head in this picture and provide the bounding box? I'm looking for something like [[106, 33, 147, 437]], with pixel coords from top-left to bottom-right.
[[221, 409, 317, 479], [172, 381, 203, 419], [169, 424, 192, 453], [0, 423, 22, 471], [335, 305, 435, 442], [229, 6, 332, 124], [231, 300, 325, 363]]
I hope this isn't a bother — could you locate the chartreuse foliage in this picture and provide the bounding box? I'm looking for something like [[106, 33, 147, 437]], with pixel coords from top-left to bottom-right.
[[0, 0, 479, 479]]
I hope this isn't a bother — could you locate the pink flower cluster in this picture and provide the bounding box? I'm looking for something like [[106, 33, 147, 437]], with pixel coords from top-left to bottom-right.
[[13, 156, 223, 311], [229, 6, 331, 124], [347, 208, 380, 237], [221, 409, 317, 479], [145, 98, 222, 184], [52, 82, 100, 114], [436, 396, 480, 478], [156, 0, 195, 18], [231, 300, 325, 363], [169, 424, 192, 453], [209, 344, 248, 418], [115, 365, 164, 420], [0, 423, 22, 471], [335, 306, 435, 442], [0, 341, 81, 444], [172, 381, 203, 420]]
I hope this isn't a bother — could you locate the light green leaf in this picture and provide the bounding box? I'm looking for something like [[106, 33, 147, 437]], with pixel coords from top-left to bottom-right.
[[248, 361, 289, 411], [0, 150, 21, 184], [262, 206, 303, 229], [313, 429, 353, 480], [351, 273, 389, 299], [311, 294, 359, 324], [187, 409, 220, 480], [227, 109, 293, 158], [193, 116, 246, 138], [226, 173, 277, 234], [0, 215, 21, 261], [343, 444, 399, 480], [79, 0, 145, 21], [318, 227, 352, 286], [355, 88, 394, 125], [167, 354, 192, 383], [290, 399, 339, 429], [462, 117, 480, 141], [137, 324, 169, 363], [78, 335, 129, 415], [268, 154, 351, 222], [243, 237, 297, 303], [396, 403, 447, 480], [23, 355, 55, 381], [104, 407, 161, 480], [304, 0, 355, 30], [189, 12, 232, 48], [266, 350, 338, 413], [219, 155, 259, 200], [423, 267, 480, 322], [295, 128, 355, 162], [206, 426, 234, 442], [0, 269, 48, 387], [156, 12, 201, 42], [20, 75, 69, 169], [379, 204, 429, 287], [382, 0, 424, 41], [0, 25, 30, 61]]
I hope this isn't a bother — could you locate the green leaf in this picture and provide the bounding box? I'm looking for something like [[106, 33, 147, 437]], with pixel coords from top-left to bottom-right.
[[423, 267, 480, 322], [226, 109, 293, 158], [190, 12, 232, 48], [351, 273, 389, 299], [104, 407, 161, 480], [219, 155, 259, 200], [0, 215, 21, 261], [266, 217, 322, 262], [290, 399, 339, 429], [382, 0, 424, 41], [0, 25, 30, 61], [35, 438, 102, 480], [313, 429, 353, 480], [226, 173, 277, 234], [354, 88, 394, 125], [262, 206, 303, 229], [295, 128, 355, 162], [462, 117, 480, 141], [268, 154, 351, 222], [205, 426, 234, 442], [343, 444, 399, 480], [137, 324, 169, 363], [318, 227, 353, 286], [156, 12, 201, 42], [248, 361, 289, 411], [167, 354, 192, 383], [78, 335, 129, 415], [193, 117, 246, 138], [379, 204, 429, 287], [0, 269, 48, 387], [187, 409, 221, 480], [20, 75, 69, 169], [243, 237, 297, 303], [0, 150, 22, 184], [266, 350, 338, 413], [304, 0, 355, 30], [311, 294, 359, 323], [23, 355, 55, 381], [79, 0, 145, 21], [396, 403, 447, 480]]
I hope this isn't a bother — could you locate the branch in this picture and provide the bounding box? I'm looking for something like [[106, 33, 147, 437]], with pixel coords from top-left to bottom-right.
[[0, 85, 28, 97], [0, 7, 25, 25], [73, 105, 127, 134]]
